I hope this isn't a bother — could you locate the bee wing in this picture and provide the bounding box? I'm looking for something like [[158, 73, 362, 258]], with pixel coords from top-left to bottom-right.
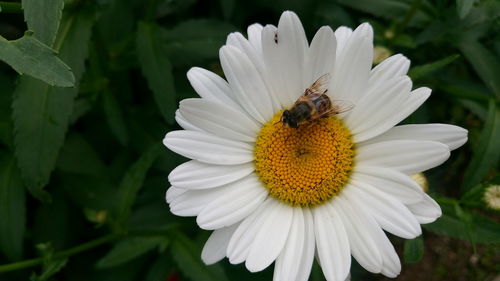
[[305, 73, 331, 96], [331, 100, 355, 114]]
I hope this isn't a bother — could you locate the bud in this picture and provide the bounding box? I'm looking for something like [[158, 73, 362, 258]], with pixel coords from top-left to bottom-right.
[[483, 184, 500, 211], [411, 173, 429, 193], [373, 46, 392, 65]]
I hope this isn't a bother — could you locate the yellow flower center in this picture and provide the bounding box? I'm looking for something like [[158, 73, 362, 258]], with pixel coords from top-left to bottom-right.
[[254, 110, 355, 207]]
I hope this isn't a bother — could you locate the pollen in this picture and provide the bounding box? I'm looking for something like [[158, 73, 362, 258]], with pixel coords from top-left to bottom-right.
[[254, 111, 355, 207]]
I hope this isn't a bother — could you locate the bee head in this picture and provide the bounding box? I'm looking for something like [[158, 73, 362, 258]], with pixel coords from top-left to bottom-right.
[[282, 110, 299, 128]]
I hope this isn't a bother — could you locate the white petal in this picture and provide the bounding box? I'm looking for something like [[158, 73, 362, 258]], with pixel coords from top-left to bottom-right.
[[314, 203, 350, 281], [165, 186, 187, 204], [187, 67, 240, 109], [169, 186, 229, 217], [369, 54, 410, 88], [169, 160, 254, 190], [197, 174, 267, 230], [407, 193, 442, 224], [338, 193, 402, 277], [352, 166, 423, 204], [348, 180, 422, 239], [220, 45, 275, 123], [345, 75, 411, 137], [361, 124, 468, 151], [163, 130, 253, 165], [334, 26, 352, 56], [352, 86, 431, 143], [331, 23, 373, 103], [202, 224, 239, 265], [335, 195, 383, 273], [227, 198, 274, 264], [356, 140, 450, 174], [246, 200, 293, 272], [179, 98, 260, 142], [247, 23, 264, 54], [273, 208, 305, 281], [175, 110, 200, 131], [226, 32, 277, 113], [262, 11, 308, 107], [227, 32, 266, 73], [294, 208, 315, 281], [304, 26, 337, 89]]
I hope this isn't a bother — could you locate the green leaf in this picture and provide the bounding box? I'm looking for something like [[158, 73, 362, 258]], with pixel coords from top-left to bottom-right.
[[462, 100, 500, 192], [408, 54, 460, 81], [136, 22, 176, 124], [56, 133, 107, 177], [337, 0, 429, 26], [114, 144, 163, 224], [145, 252, 175, 281], [102, 89, 129, 146], [459, 40, 500, 98], [460, 182, 488, 208], [423, 203, 500, 244], [0, 153, 26, 261], [21, 0, 64, 46], [96, 237, 165, 268], [403, 235, 424, 263], [32, 190, 72, 250], [59, 173, 115, 210], [11, 9, 94, 200], [457, 0, 474, 19], [454, 203, 476, 250], [0, 33, 74, 87], [161, 19, 237, 66], [218, 0, 234, 19], [171, 233, 229, 281]]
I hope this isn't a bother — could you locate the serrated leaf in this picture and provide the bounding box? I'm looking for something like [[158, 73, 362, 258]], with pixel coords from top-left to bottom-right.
[[462, 100, 500, 192], [114, 144, 163, 224], [0, 34, 74, 87], [12, 9, 94, 200], [0, 153, 26, 261], [408, 54, 460, 81], [102, 89, 129, 146], [457, 0, 475, 19], [21, 0, 64, 46], [404, 235, 424, 263], [97, 237, 165, 268], [459, 40, 500, 98], [171, 233, 229, 281], [136, 22, 176, 124]]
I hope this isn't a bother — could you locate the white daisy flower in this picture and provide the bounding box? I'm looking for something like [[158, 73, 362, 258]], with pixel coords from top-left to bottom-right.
[[163, 11, 468, 281]]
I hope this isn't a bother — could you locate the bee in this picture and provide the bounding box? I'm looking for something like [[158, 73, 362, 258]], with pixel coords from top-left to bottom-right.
[[281, 73, 354, 128]]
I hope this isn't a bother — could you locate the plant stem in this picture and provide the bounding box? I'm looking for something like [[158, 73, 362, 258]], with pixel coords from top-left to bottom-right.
[[0, 233, 120, 273]]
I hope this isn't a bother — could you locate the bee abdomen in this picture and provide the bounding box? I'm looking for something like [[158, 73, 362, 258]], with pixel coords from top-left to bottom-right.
[[291, 101, 313, 122]]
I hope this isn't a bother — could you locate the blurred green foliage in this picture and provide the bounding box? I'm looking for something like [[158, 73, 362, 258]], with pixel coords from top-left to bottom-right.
[[0, 0, 499, 280]]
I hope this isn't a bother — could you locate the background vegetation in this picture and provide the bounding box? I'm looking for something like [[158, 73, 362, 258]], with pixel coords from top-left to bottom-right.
[[0, 0, 499, 280]]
